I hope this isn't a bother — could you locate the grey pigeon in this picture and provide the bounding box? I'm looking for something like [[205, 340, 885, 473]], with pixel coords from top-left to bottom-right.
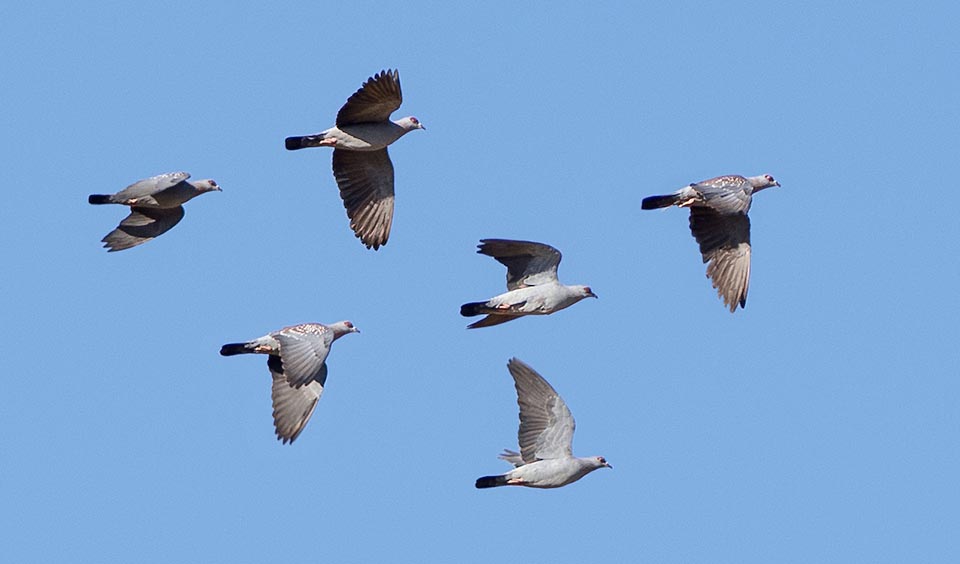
[[285, 69, 424, 250], [641, 174, 779, 311], [88, 172, 220, 252], [219, 321, 359, 444], [475, 358, 611, 489], [460, 239, 596, 329]]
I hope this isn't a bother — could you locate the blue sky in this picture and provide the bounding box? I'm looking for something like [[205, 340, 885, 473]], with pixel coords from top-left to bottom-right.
[[2, 2, 959, 563]]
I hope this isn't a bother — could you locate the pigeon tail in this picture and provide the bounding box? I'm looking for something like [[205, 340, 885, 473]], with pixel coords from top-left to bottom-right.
[[641, 194, 680, 210], [219, 343, 251, 356], [285, 135, 324, 150], [460, 302, 486, 317], [475, 475, 509, 489], [88, 194, 113, 205]]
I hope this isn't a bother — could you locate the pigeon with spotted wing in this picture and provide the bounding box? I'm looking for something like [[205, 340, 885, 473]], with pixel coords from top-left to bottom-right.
[[460, 239, 596, 329], [219, 321, 359, 444], [475, 358, 611, 489], [285, 69, 424, 250], [641, 174, 779, 311], [88, 172, 220, 252]]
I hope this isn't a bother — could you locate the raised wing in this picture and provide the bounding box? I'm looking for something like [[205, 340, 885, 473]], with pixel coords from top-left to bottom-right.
[[332, 148, 395, 250], [478, 239, 562, 290], [268, 355, 325, 444], [692, 175, 753, 215], [101, 206, 185, 252], [336, 69, 403, 126], [689, 207, 752, 311], [112, 172, 191, 202], [508, 358, 575, 463], [273, 324, 334, 388]]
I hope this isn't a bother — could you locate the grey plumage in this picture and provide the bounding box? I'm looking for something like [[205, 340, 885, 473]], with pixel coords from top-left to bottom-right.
[[642, 174, 779, 311], [219, 321, 359, 444], [475, 358, 611, 489], [88, 172, 220, 252], [285, 69, 424, 250], [460, 239, 596, 329]]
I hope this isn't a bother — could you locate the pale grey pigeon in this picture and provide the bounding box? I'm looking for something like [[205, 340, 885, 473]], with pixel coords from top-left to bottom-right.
[[641, 174, 779, 311], [88, 172, 221, 252], [475, 358, 611, 489], [460, 239, 596, 329], [219, 321, 359, 444], [285, 69, 424, 250]]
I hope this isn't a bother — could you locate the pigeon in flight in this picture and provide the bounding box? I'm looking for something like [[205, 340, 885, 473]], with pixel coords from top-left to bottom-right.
[[460, 239, 597, 329], [285, 69, 425, 250], [641, 174, 779, 311], [475, 358, 611, 489], [88, 172, 220, 252], [219, 321, 359, 444]]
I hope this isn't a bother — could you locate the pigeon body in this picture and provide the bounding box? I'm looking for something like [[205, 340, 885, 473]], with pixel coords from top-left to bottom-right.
[[285, 69, 424, 250], [88, 172, 220, 252], [219, 321, 359, 444], [460, 239, 596, 329], [641, 174, 779, 311], [475, 358, 611, 489]]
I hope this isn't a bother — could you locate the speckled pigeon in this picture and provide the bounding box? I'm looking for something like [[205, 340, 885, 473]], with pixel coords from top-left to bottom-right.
[[641, 174, 779, 311], [88, 172, 220, 252], [219, 321, 359, 444], [475, 358, 611, 489], [285, 69, 424, 250], [460, 239, 596, 329]]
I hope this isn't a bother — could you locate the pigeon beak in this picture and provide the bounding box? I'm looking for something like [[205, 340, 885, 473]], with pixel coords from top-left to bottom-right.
[[775, 181, 781, 187], [419, 123, 427, 131], [605, 462, 613, 469]]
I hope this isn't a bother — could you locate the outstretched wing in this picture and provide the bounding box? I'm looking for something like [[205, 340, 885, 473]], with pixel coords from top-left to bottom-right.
[[268, 355, 325, 444], [100, 206, 185, 252], [688, 207, 752, 311], [332, 148, 395, 250], [336, 69, 403, 126], [508, 358, 575, 463], [273, 324, 335, 388], [477, 239, 562, 290]]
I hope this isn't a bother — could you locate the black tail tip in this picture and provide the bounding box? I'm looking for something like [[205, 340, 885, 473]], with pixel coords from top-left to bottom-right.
[[460, 302, 484, 317], [285, 137, 302, 151], [475, 475, 505, 489], [219, 343, 247, 356], [641, 194, 676, 210], [88, 194, 111, 205]]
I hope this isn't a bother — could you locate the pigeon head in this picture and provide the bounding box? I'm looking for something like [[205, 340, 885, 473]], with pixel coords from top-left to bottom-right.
[[592, 456, 613, 469], [579, 286, 598, 299], [397, 116, 426, 131], [330, 320, 360, 339], [748, 174, 779, 192], [193, 179, 222, 193]]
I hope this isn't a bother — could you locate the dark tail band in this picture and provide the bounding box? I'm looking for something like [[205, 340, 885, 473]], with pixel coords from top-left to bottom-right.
[[219, 343, 249, 356], [88, 194, 112, 205], [460, 302, 486, 317], [475, 475, 508, 489], [641, 194, 679, 210]]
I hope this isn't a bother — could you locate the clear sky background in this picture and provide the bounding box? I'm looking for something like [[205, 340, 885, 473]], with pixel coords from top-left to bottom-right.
[[2, 2, 959, 563]]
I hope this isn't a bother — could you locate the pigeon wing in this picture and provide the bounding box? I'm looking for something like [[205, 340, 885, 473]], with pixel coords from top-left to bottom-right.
[[689, 207, 752, 311], [336, 69, 403, 126], [508, 358, 575, 463], [332, 148, 395, 250], [268, 355, 325, 444], [273, 324, 334, 388], [692, 175, 753, 214], [101, 206, 185, 252], [111, 172, 191, 202], [478, 239, 562, 290]]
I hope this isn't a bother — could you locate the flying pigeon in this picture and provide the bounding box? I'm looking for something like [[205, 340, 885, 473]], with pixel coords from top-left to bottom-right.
[[460, 239, 596, 329], [88, 172, 220, 252], [475, 358, 611, 489], [219, 321, 359, 444], [285, 69, 425, 250], [641, 174, 779, 311]]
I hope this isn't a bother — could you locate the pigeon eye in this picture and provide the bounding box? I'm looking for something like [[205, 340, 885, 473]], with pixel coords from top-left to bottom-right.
[[344, 321, 353, 328], [410, 117, 418, 124]]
